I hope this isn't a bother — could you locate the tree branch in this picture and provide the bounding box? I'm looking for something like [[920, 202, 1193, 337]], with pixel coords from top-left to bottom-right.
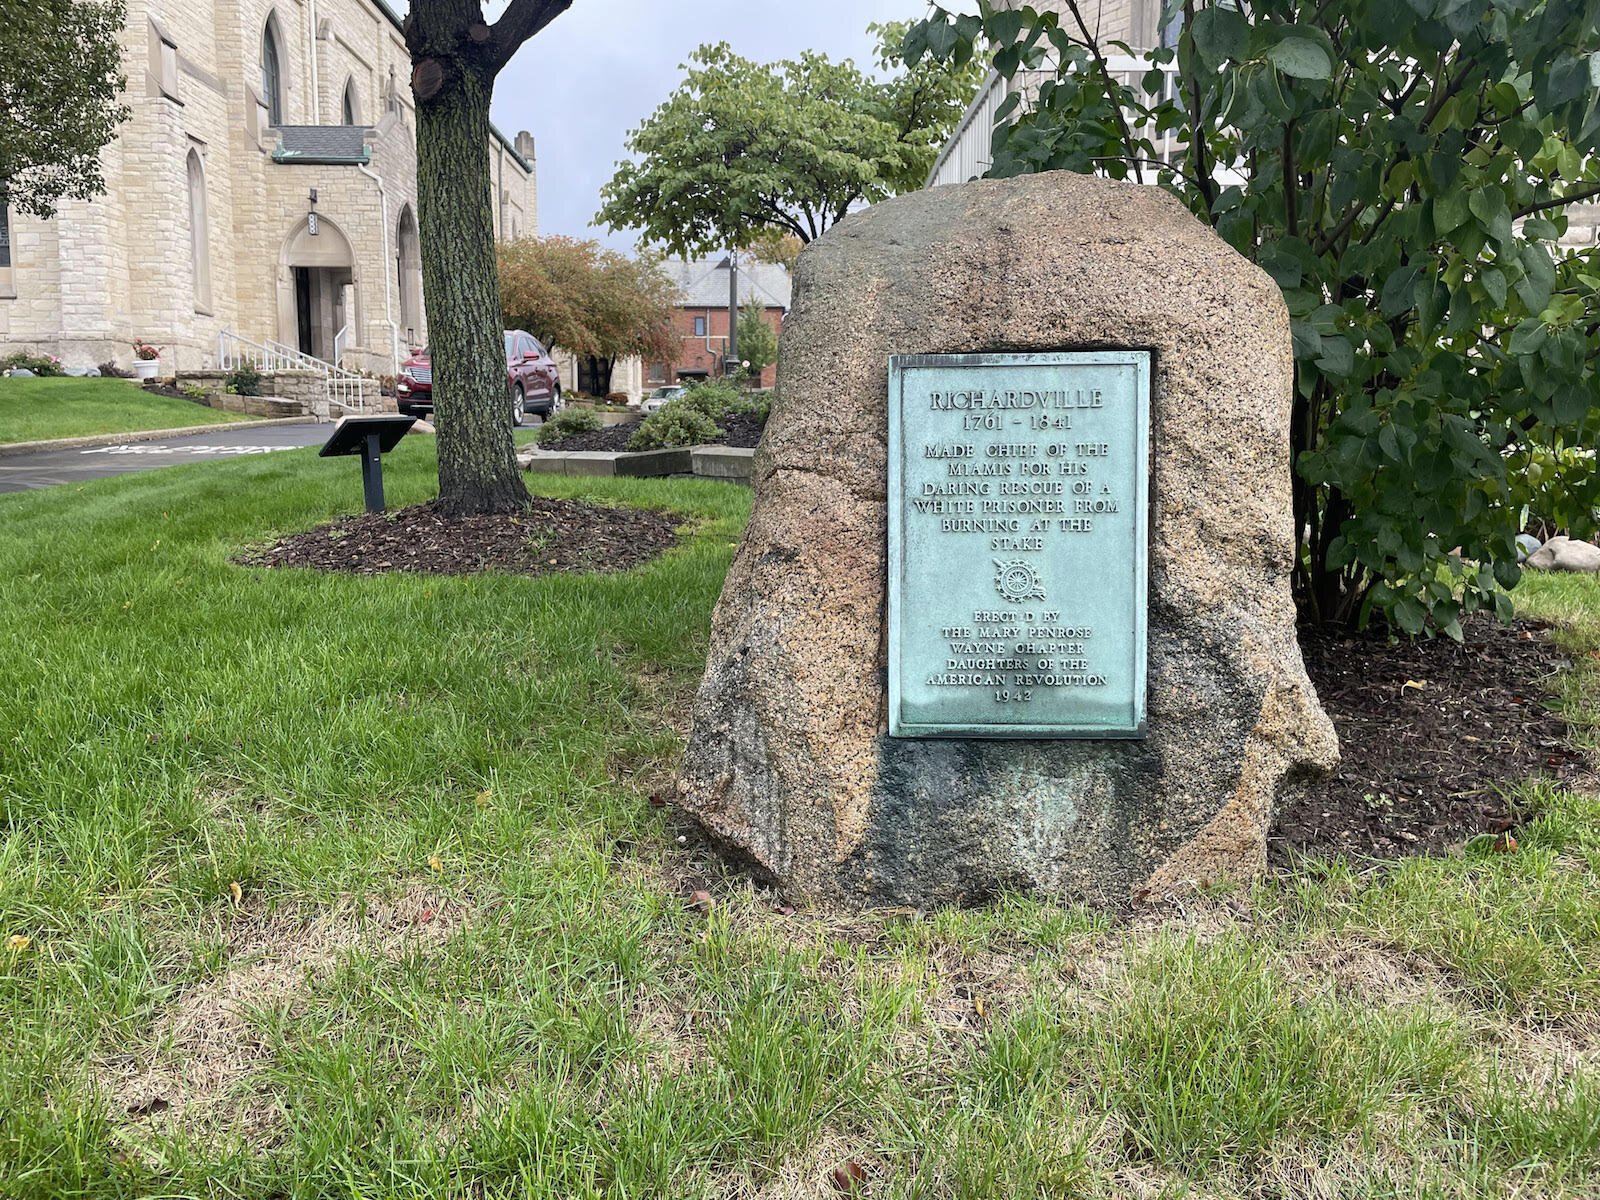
[[1516, 182, 1600, 219], [1179, 0, 1218, 214], [487, 0, 575, 75], [1062, 0, 1144, 185]]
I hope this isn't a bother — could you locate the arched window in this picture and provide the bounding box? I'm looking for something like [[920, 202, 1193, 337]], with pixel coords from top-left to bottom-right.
[[187, 149, 212, 312], [396, 204, 422, 342], [261, 18, 283, 125], [342, 78, 359, 125]]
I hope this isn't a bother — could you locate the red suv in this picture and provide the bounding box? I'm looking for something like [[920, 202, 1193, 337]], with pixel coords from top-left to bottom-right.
[[395, 330, 562, 425]]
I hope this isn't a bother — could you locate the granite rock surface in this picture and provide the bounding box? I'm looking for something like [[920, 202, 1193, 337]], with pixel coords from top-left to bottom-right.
[[1526, 535, 1600, 573], [679, 170, 1339, 909]]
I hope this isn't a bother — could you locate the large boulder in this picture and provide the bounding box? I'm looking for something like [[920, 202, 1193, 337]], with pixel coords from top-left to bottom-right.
[[1526, 535, 1600, 573], [679, 171, 1338, 910]]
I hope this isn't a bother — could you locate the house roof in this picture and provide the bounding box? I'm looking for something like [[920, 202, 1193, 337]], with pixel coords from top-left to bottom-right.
[[661, 258, 793, 310], [271, 125, 372, 165]]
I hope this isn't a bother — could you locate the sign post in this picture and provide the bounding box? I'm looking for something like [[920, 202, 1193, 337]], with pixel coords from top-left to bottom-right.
[[318, 414, 417, 513]]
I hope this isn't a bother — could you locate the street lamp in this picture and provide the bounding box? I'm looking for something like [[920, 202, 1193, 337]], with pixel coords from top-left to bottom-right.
[[715, 251, 739, 378]]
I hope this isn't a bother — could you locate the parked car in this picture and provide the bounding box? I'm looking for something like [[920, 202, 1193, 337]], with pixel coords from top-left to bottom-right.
[[395, 330, 562, 425], [642, 384, 686, 414]]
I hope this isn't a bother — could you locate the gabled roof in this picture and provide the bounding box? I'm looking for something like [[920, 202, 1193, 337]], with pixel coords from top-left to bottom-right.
[[271, 126, 372, 165], [660, 258, 793, 310]]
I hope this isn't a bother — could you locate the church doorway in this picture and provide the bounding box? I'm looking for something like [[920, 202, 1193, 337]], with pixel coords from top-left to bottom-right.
[[278, 217, 356, 364]]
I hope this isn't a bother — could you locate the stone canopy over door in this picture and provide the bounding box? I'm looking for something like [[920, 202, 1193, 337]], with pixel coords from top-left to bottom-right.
[[277, 216, 357, 364]]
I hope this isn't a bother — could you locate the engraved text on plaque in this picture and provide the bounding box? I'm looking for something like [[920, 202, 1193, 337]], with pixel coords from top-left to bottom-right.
[[887, 351, 1150, 737]]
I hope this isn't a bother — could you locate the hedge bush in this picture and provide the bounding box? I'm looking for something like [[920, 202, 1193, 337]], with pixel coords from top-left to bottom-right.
[[536, 407, 602, 446], [626, 404, 720, 451]]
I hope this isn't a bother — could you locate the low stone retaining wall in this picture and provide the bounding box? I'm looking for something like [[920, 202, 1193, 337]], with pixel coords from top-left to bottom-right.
[[163, 369, 394, 419], [520, 444, 755, 483]]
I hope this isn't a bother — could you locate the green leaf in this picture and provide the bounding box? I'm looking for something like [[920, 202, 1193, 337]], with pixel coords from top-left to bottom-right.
[[1508, 318, 1548, 357], [1515, 243, 1556, 311], [1553, 387, 1590, 425], [1380, 265, 1421, 317], [900, 22, 929, 66], [1265, 36, 1332, 80], [1432, 189, 1471, 235], [1315, 335, 1355, 377], [1192, 8, 1248, 65], [984, 9, 1024, 46], [1378, 423, 1401, 461], [1536, 51, 1590, 110], [925, 18, 959, 61], [1393, 597, 1427, 636], [1479, 266, 1507, 308]]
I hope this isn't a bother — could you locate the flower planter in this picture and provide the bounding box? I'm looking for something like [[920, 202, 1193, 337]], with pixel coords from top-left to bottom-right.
[[132, 359, 160, 381]]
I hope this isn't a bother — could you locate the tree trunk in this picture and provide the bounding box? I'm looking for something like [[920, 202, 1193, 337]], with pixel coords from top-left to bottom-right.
[[411, 3, 529, 517]]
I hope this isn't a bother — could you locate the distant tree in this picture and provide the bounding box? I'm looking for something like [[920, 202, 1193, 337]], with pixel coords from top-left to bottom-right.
[[0, 0, 129, 218], [735, 299, 779, 379], [498, 236, 676, 396], [597, 22, 983, 257], [404, 0, 574, 517], [745, 229, 804, 274], [912, 0, 1600, 634]]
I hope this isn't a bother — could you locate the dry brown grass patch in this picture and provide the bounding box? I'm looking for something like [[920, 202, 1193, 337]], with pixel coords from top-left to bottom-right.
[[97, 884, 471, 1146]]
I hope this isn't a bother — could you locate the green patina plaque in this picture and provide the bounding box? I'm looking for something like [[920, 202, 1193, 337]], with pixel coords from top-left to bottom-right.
[[887, 351, 1150, 738]]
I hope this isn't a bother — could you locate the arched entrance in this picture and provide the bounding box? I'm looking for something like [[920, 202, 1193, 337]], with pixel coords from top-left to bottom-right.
[[277, 216, 356, 363], [395, 205, 423, 347]]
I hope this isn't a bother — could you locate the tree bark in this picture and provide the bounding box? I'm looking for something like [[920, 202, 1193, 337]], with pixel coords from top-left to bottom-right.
[[410, 0, 531, 516]]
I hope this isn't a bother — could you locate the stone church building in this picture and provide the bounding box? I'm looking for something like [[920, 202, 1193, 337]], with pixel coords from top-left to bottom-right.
[[0, 0, 537, 378]]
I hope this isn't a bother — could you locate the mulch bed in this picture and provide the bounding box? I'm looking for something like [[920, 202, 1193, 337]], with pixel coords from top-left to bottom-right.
[[542, 411, 765, 452], [1270, 614, 1580, 864], [239, 497, 683, 577], [142, 382, 212, 405]]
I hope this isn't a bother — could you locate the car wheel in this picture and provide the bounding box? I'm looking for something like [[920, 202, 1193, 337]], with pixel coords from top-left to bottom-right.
[[511, 384, 526, 427]]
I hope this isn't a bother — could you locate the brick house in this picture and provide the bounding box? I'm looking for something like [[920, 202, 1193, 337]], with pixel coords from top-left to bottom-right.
[[0, 0, 536, 379], [648, 257, 791, 390]]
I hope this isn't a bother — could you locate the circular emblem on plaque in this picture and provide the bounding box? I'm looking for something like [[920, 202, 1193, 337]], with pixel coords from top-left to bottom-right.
[[993, 559, 1046, 603]]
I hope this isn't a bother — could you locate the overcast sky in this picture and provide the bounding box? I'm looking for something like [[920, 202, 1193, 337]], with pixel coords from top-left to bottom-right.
[[487, 1, 939, 254]]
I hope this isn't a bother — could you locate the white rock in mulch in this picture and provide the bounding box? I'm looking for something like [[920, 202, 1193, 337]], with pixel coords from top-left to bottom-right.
[[1526, 535, 1600, 572], [7, 368, 35, 377], [1516, 533, 1544, 562]]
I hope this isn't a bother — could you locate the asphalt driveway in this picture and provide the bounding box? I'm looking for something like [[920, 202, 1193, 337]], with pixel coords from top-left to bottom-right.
[[0, 423, 333, 494]]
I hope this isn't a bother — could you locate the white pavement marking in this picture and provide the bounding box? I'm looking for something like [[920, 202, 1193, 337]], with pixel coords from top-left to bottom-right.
[[79, 444, 300, 456]]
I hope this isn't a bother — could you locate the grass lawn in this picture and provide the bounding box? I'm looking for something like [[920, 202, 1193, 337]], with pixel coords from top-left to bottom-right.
[[1, 445, 1597, 1198], [0, 377, 242, 444]]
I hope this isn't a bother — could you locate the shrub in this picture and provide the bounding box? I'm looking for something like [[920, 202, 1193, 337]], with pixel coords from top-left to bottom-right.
[[181, 384, 210, 402], [740, 390, 773, 426], [1509, 442, 1600, 540], [226, 363, 262, 397], [97, 360, 132, 379], [605, 391, 631, 406], [1, 351, 64, 377], [676, 379, 743, 421], [627, 403, 720, 451], [535, 407, 602, 446], [910, 4, 1600, 633]]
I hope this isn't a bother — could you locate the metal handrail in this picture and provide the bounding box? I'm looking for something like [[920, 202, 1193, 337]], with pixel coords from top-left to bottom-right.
[[216, 329, 376, 418]]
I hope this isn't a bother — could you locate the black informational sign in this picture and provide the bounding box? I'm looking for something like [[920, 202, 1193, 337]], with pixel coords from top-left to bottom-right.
[[319, 414, 416, 512]]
